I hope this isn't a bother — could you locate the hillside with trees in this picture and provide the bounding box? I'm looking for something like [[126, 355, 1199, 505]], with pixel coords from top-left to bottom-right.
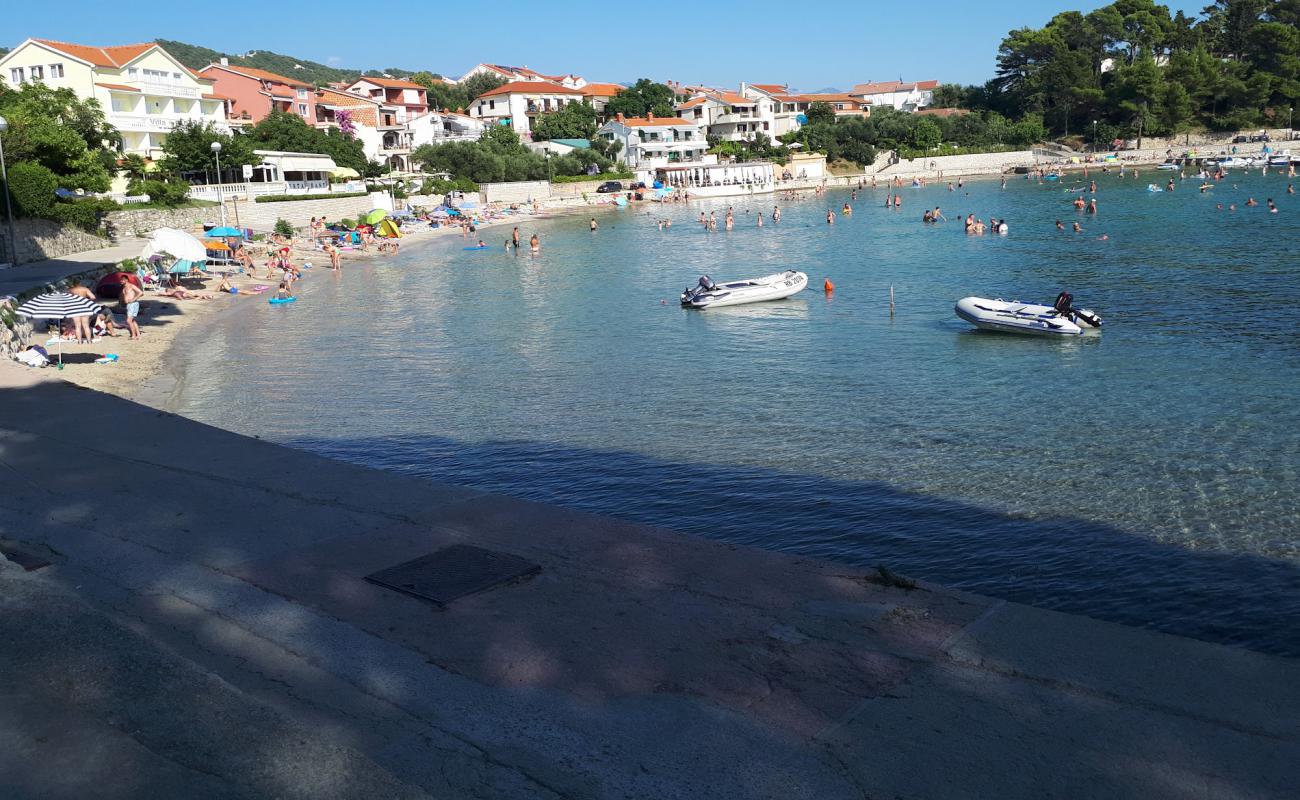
[[936, 0, 1299, 144], [156, 39, 424, 87]]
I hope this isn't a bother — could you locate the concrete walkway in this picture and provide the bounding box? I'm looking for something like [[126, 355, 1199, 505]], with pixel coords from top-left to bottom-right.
[[0, 362, 1297, 799], [0, 238, 145, 297]]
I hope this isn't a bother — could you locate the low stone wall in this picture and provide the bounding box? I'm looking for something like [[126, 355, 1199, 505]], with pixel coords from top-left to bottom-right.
[[107, 207, 221, 238], [549, 180, 606, 199], [0, 219, 111, 266], [871, 150, 1037, 179], [106, 193, 388, 237], [480, 180, 550, 205]]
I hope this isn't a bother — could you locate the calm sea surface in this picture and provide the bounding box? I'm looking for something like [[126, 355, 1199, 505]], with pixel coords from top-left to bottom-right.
[[167, 170, 1300, 654]]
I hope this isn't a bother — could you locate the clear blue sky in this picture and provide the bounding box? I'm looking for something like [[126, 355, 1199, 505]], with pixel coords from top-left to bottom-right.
[[6, 0, 1205, 89]]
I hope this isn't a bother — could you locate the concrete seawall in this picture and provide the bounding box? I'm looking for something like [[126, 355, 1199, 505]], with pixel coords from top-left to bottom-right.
[[1, 363, 1297, 798]]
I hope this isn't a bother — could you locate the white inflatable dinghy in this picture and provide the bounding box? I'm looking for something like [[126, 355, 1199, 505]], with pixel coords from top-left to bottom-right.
[[681, 270, 807, 309], [955, 293, 1102, 336]]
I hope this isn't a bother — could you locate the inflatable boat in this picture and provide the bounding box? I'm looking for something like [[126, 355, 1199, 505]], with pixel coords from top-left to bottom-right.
[[955, 293, 1102, 336], [681, 270, 807, 309]]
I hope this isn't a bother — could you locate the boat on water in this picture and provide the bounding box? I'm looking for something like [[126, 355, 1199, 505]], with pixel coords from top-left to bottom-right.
[[1156, 161, 1180, 170], [1267, 150, 1292, 167], [681, 271, 807, 309], [954, 293, 1102, 337], [1215, 155, 1258, 168]]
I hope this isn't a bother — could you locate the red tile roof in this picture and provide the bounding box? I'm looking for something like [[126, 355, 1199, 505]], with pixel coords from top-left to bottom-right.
[[750, 83, 787, 94], [203, 64, 312, 89], [851, 79, 939, 95], [354, 76, 426, 90], [95, 82, 140, 92], [915, 107, 969, 117], [579, 82, 624, 97], [476, 80, 583, 98], [33, 39, 155, 68], [676, 97, 708, 109], [201, 92, 234, 101]]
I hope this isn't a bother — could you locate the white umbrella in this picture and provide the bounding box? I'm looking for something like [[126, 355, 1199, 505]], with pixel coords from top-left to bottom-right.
[[141, 228, 207, 263], [15, 292, 103, 368]]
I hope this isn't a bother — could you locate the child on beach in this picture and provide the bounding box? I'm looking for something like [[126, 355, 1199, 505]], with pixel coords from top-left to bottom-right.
[[275, 281, 293, 300]]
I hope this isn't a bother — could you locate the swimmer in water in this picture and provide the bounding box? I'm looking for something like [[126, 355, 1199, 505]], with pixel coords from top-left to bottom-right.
[[756, 212, 763, 227], [842, 203, 852, 216], [1087, 198, 1097, 214], [826, 209, 835, 225], [1072, 222, 1083, 233], [772, 206, 781, 223], [590, 218, 598, 231], [1056, 219, 1065, 230], [530, 233, 540, 252], [1267, 198, 1278, 213], [1246, 197, 1258, 207], [1288, 184, 1295, 194]]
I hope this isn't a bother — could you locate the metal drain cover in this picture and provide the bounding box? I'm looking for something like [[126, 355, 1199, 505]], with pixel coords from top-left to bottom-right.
[[364, 544, 540, 607]]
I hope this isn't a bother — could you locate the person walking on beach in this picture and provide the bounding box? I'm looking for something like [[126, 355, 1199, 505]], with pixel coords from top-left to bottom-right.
[[120, 279, 143, 340]]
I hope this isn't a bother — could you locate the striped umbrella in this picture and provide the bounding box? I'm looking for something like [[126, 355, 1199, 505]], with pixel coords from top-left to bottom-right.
[[15, 292, 103, 367]]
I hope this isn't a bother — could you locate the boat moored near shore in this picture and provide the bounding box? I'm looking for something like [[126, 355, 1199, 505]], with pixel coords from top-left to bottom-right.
[[955, 292, 1102, 336], [681, 270, 807, 308]]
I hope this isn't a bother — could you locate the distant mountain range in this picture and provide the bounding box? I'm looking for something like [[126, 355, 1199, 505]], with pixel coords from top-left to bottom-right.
[[156, 39, 432, 86], [801, 87, 845, 94]]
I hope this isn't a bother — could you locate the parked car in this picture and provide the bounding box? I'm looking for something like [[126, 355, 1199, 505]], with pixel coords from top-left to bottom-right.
[[1232, 135, 1250, 143], [1250, 132, 1271, 142], [596, 181, 623, 193]]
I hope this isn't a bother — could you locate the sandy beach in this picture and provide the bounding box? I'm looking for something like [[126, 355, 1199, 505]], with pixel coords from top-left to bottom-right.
[[40, 201, 597, 402]]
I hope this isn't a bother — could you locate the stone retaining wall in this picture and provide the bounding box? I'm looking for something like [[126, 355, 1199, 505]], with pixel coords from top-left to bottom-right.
[[105, 193, 389, 236], [871, 150, 1037, 179], [480, 181, 550, 205], [0, 219, 110, 266]]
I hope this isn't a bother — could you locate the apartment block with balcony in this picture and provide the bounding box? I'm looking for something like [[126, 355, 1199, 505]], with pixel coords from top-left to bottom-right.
[[0, 38, 229, 159], [198, 62, 317, 127], [849, 80, 939, 112], [599, 114, 709, 169], [469, 80, 586, 138], [346, 77, 428, 118], [675, 87, 776, 142]]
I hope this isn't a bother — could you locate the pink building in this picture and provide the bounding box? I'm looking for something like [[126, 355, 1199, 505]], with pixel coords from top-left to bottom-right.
[[198, 62, 316, 126]]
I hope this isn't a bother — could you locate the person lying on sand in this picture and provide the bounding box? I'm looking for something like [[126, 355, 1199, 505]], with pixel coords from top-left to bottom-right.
[[161, 287, 215, 300]]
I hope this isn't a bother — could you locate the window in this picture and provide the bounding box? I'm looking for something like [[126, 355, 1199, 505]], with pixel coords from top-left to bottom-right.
[[489, 100, 495, 110], [30, 65, 44, 81], [298, 103, 308, 115], [296, 89, 307, 99], [763, 121, 770, 131], [49, 63, 63, 78], [10, 67, 24, 84], [127, 68, 138, 78]]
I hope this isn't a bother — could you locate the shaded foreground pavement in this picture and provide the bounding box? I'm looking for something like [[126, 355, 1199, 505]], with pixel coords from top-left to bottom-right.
[[0, 363, 1297, 799], [0, 239, 147, 298]]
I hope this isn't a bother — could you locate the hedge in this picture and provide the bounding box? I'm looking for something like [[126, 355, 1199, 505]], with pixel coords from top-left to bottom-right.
[[9, 162, 59, 217], [48, 198, 118, 231], [552, 172, 633, 184], [254, 191, 370, 203]]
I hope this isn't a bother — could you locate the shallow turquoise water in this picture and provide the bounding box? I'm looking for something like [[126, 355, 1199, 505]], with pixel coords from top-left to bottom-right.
[[171, 170, 1300, 653]]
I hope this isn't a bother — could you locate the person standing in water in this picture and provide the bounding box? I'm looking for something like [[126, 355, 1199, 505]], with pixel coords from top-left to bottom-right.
[[530, 233, 540, 252], [1087, 198, 1098, 214], [772, 206, 781, 223], [512, 227, 521, 248], [590, 218, 598, 231], [826, 209, 835, 225], [756, 211, 763, 227]]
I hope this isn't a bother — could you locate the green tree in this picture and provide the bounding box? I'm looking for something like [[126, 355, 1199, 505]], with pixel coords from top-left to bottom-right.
[[158, 120, 256, 177], [0, 83, 116, 191], [7, 162, 59, 217], [805, 101, 836, 125], [119, 153, 149, 182], [459, 73, 508, 106], [531, 102, 598, 140], [604, 79, 675, 118], [910, 119, 943, 149]]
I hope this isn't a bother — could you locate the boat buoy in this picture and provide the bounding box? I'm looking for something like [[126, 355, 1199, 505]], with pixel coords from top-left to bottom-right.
[[824, 278, 835, 292]]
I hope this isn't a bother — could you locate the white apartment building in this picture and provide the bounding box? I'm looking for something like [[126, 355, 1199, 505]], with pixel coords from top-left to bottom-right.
[[675, 84, 782, 141], [598, 114, 709, 169], [850, 80, 938, 112], [469, 80, 586, 139], [458, 64, 586, 89], [0, 39, 229, 159], [408, 110, 486, 147]]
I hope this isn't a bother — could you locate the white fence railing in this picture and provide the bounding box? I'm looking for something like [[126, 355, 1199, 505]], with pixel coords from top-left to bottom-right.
[[187, 180, 340, 200]]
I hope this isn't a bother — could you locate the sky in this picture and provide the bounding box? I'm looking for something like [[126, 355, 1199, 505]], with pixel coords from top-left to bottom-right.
[[5, 0, 1206, 90]]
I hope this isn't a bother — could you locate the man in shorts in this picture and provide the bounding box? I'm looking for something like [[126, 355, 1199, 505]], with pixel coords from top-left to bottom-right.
[[120, 279, 143, 340]]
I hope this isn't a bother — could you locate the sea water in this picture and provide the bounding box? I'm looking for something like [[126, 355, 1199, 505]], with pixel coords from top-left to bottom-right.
[[170, 170, 1300, 653]]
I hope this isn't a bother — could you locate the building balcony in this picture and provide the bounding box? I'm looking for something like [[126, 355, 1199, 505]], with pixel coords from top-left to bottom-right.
[[110, 113, 229, 133], [127, 80, 201, 98], [713, 112, 758, 125], [380, 145, 411, 155]]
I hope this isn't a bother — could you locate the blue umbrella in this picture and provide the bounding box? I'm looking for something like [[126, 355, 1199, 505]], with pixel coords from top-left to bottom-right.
[[207, 226, 243, 237]]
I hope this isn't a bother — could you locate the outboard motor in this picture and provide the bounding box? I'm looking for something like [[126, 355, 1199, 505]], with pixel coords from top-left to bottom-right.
[[698, 275, 717, 292], [1053, 290, 1102, 328]]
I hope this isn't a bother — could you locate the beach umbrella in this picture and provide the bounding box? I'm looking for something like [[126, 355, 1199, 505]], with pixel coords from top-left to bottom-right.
[[206, 226, 243, 238], [362, 209, 389, 225], [15, 292, 102, 367], [142, 228, 207, 263]]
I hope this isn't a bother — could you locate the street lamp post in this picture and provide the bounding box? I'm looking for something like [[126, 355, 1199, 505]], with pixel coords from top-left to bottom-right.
[[1290, 107, 1294, 141], [545, 150, 552, 183], [1092, 120, 1098, 153], [211, 140, 227, 227], [0, 116, 18, 267]]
